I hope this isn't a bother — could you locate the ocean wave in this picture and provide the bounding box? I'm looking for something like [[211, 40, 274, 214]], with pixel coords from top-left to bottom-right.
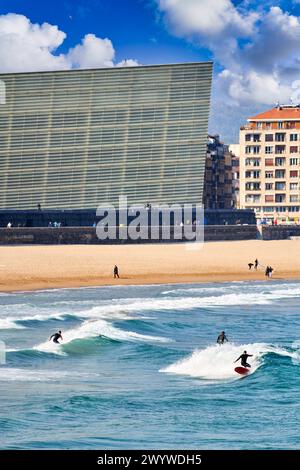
[[0, 319, 25, 330], [29, 318, 171, 355], [0, 368, 100, 382], [161, 343, 296, 381]]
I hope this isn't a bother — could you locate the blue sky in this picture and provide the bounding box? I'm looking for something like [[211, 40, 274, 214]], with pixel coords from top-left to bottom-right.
[[0, 0, 300, 142]]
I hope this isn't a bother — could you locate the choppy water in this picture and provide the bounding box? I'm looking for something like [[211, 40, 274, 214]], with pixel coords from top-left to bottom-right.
[[0, 281, 300, 449]]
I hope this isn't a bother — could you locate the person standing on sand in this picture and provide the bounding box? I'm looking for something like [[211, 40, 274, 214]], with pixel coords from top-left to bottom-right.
[[268, 266, 274, 278], [248, 263, 254, 270], [254, 259, 259, 270], [114, 265, 120, 279]]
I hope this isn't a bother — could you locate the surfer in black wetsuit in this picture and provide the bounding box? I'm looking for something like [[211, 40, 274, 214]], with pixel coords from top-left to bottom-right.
[[217, 331, 228, 344], [234, 350, 253, 368], [49, 330, 63, 344]]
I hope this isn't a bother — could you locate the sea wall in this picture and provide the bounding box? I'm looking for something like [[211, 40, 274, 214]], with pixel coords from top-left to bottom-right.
[[261, 225, 300, 240], [0, 225, 258, 245]]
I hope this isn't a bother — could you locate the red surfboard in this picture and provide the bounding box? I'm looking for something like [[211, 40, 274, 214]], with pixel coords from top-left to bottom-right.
[[234, 366, 250, 375]]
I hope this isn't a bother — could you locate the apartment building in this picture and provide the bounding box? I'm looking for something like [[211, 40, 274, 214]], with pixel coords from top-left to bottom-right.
[[240, 105, 300, 224], [203, 135, 233, 209], [229, 144, 240, 209]]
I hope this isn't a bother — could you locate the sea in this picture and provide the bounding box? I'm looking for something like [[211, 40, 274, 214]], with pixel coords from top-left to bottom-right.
[[0, 280, 299, 450]]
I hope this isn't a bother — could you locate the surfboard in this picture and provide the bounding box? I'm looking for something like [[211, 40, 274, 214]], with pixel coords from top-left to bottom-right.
[[234, 366, 250, 375]]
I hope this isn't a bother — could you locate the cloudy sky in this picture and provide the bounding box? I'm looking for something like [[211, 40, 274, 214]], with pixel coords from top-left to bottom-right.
[[0, 0, 300, 142]]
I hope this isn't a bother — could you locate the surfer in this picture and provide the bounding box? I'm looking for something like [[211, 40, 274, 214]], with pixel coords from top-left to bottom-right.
[[217, 331, 228, 344], [49, 330, 63, 344], [234, 350, 253, 368]]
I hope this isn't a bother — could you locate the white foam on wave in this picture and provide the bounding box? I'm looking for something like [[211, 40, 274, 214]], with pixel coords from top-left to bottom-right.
[[0, 319, 25, 330], [33, 318, 170, 355], [3, 281, 300, 331], [161, 343, 295, 380]]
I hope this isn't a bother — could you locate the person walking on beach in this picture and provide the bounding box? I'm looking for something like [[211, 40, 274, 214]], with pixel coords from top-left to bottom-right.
[[268, 266, 274, 278], [217, 331, 228, 344], [254, 259, 259, 270], [234, 351, 253, 368], [49, 330, 63, 344], [113, 265, 120, 279], [248, 263, 254, 270]]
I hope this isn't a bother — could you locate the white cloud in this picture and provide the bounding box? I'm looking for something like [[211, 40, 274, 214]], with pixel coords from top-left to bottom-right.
[[116, 59, 140, 67], [158, 0, 258, 41], [0, 13, 139, 73], [67, 34, 115, 68], [156, 1, 300, 141]]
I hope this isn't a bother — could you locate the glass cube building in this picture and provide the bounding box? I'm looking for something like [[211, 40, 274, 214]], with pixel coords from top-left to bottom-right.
[[0, 62, 213, 210]]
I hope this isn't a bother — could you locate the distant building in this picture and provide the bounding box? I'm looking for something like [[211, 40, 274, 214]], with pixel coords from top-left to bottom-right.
[[229, 144, 240, 209], [240, 105, 300, 224], [203, 135, 233, 209]]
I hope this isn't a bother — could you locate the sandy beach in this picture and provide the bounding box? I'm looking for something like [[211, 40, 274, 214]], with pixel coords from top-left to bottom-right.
[[0, 239, 299, 292]]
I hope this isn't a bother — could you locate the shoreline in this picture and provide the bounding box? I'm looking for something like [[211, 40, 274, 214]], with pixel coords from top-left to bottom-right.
[[0, 239, 299, 293], [2, 274, 300, 295]]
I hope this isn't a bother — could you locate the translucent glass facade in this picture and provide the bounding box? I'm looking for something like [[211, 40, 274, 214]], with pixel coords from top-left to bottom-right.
[[0, 62, 212, 209]]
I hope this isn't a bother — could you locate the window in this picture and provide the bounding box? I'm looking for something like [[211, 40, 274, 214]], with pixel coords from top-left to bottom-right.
[[245, 182, 261, 190], [275, 194, 286, 203], [266, 123, 271, 130], [290, 158, 298, 166], [265, 146, 273, 154], [290, 195, 299, 202], [275, 182, 286, 190], [278, 122, 283, 129], [265, 195, 274, 202], [290, 134, 298, 141], [265, 171, 274, 178], [252, 146, 260, 154], [275, 170, 285, 178], [275, 157, 285, 166], [265, 183, 273, 190], [265, 158, 274, 166], [275, 145, 285, 154], [265, 134, 274, 142], [290, 146, 298, 153], [246, 170, 260, 178], [253, 134, 261, 142], [290, 183, 298, 190], [246, 194, 261, 203], [256, 123, 262, 129], [275, 133, 285, 141], [245, 134, 251, 141], [290, 170, 299, 178]]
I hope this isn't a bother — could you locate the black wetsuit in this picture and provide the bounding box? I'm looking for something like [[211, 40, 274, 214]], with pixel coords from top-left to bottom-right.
[[50, 333, 62, 344], [217, 334, 228, 344], [237, 353, 252, 368]]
